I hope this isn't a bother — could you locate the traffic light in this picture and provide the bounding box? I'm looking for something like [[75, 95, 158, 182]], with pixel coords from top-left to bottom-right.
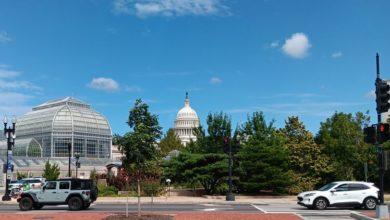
[[364, 125, 377, 144], [376, 79, 390, 113], [378, 123, 390, 143]]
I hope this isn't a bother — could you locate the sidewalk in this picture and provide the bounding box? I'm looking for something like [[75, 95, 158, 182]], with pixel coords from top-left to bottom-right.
[[94, 195, 296, 205]]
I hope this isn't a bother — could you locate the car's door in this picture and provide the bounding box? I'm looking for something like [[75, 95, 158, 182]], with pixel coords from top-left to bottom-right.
[[347, 183, 370, 204], [37, 181, 58, 202], [330, 184, 350, 205], [57, 181, 71, 201]]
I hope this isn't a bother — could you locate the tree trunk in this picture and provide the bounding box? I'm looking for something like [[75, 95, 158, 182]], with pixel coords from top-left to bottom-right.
[[137, 178, 141, 217]]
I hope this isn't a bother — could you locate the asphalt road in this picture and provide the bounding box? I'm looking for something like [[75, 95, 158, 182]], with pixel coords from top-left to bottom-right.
[[0, 203, 369, 220]]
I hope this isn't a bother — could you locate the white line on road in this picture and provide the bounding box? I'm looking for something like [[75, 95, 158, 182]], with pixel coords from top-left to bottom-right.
[[251, 204, 268, 213]]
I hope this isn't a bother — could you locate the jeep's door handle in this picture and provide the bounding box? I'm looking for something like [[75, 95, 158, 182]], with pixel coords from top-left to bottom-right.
[[52, 192, 56, 194], [65, 192, 69, 193]]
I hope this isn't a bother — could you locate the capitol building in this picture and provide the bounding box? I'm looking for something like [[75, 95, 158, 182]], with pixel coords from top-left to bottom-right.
[[174, 93, 200, 145]]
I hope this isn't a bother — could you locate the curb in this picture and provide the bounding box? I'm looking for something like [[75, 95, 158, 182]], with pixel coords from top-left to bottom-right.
[[350, 211, 377, 220]]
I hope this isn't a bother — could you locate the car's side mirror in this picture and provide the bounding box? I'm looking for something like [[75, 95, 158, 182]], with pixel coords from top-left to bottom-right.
[[330, 189, 336, 193]]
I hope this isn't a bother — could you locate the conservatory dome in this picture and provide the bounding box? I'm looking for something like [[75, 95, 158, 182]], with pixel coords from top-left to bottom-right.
[[174, 93, 200, 145], [15, 97, 112, 158]]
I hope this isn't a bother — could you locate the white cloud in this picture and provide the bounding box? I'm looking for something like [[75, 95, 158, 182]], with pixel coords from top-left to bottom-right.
[[282, 33, 311, 59], [0, 65, 41, 91], [331, 51, 343, 58], [88, 77, 120, 92], [210, 77, 222, 84], [125, 85, 142, 92], [112, 0, 229, 18], [270, 41, 279, 48], [0, 79, 42, 91], [0, 66, 21, 78], [0, 92, 33, 116], [0, 31, 11, 43], [112, 0, 132, 14]]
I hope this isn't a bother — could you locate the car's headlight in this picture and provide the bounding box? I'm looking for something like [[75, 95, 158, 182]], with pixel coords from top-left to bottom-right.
[[304, 193, 316, 197]]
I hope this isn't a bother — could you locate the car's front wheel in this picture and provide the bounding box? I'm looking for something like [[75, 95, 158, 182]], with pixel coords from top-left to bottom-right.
[[68, 197, 83, 211], [314, 197, 328, 210], [19, 197, 33, 211], [363, 197, 377, 210]]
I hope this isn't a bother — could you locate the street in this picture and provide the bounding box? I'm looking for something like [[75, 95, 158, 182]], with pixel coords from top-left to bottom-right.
[[0, 202, 378, 220]]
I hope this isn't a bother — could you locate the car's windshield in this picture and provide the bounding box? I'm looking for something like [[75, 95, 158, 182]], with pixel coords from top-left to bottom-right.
[[318, 183, 338, 191]]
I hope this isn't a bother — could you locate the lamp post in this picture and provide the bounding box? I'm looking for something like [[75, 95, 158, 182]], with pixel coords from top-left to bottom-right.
[[166, 179, 171, 197], [68, 143, 71, 177], [75, 153, 80, 178], [2, 116, 16, 201]]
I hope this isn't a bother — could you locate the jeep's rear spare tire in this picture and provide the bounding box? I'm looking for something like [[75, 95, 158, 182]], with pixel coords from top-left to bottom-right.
[[68, 196, 83, 211], [19, 197, 33, 211]]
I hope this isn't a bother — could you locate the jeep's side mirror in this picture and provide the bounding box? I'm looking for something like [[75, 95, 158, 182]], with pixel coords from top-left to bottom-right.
[[330, 189, 336, 193]]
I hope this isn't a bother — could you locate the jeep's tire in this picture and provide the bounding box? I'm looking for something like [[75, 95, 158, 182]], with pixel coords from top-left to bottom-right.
[[33, 204, 44, 210], [363, 197, 377, 210], [313, 197, 328, 210], [68, 197, 83, 211], [19, 197, 33, 211]]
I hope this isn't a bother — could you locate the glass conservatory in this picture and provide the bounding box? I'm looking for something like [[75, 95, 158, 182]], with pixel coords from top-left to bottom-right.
[[14, 97, 112, 158]]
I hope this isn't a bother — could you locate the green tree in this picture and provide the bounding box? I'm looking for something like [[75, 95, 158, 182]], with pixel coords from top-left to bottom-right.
[[42, 160, 60, 181], [118, 99, 162, 216], [237, 112, 292, 194], [315, 112, 374, 182], [159, 128, 184, 156], [17, 171, 28, 180], [281, 116, 332, 193], [164, 112, 232, 194], [90, 168, 98, 183]]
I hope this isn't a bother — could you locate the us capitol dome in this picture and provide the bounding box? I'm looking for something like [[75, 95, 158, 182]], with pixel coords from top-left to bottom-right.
[[174, 93, 200, 145]]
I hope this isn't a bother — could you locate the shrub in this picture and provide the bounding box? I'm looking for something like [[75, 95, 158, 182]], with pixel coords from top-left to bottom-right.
[[98, 183, 118, 197]]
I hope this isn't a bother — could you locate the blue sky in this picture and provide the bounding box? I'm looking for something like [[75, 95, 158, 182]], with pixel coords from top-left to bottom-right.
[[0, 0, 389, 135]]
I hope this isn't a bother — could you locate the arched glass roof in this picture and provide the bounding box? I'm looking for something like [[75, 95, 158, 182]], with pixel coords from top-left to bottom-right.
[[17, 97, 111, 137]]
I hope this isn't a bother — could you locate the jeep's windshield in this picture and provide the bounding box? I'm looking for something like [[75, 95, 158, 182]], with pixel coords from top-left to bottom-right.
[[318, 183, 337, 191]]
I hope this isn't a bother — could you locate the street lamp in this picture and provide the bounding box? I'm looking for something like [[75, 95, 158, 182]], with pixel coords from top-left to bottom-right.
[[2, 116, 16, 201], [166, 179, 171, 197], [68, 143, 71, 177], [75, 153, 80, 178]]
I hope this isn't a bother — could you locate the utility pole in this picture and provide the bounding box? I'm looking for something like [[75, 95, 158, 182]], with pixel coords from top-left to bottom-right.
[[374, 53, 390, 219]]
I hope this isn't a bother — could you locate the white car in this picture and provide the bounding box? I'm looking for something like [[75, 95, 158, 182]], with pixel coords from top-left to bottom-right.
[[297, 181, 379, 210]]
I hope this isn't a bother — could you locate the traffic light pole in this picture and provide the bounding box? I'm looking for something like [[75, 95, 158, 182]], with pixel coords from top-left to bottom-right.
[[375, 53, 389, 219]]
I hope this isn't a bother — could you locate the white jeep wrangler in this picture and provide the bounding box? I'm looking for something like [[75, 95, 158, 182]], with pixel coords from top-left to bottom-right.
[[17, 178, 98, 211]]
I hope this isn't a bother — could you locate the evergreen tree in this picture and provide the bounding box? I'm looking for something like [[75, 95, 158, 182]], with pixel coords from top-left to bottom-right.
[[42, 160, 60, 181], [237, 112, 291, 194], [159, 128, 184, 156], [164, 112, 232, 194]]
